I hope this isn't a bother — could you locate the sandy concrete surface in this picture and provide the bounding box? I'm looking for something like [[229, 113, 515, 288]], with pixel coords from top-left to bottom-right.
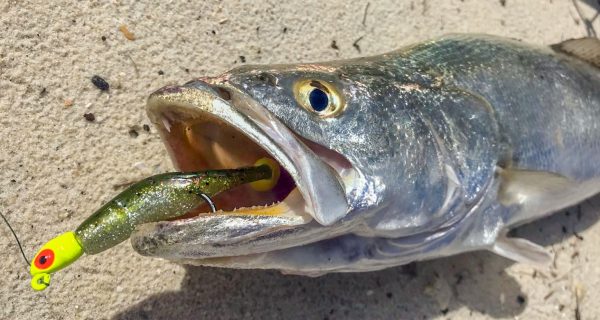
[[1, 0, 600, 319]]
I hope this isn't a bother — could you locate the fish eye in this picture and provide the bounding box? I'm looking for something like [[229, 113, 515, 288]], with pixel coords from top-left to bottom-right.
[[293, 79, 345, 117], [308, 88, 329, 112], [34, 249, 55, 270]]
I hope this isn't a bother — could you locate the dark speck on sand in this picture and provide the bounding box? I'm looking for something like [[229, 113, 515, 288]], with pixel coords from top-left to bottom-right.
[[83, 113, 96, 122], [91, 75, 109, 91], [129, 129, 139, 138]]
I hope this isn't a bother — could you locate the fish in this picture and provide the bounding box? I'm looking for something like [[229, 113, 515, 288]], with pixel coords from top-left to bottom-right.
[[131, 34, 600, 276]]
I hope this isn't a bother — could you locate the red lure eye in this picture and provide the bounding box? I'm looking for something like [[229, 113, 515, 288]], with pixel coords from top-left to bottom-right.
[[34, 249, 55, 270]]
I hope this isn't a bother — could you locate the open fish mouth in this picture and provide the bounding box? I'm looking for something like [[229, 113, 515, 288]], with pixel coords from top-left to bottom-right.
[[130, 78, 349, 259]]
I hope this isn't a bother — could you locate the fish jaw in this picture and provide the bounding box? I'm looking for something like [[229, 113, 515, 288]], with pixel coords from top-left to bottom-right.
[[131, 80, 350, 259]]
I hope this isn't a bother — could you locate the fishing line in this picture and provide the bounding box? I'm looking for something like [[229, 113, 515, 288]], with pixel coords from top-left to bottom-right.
[[0, 210, 30, 266]]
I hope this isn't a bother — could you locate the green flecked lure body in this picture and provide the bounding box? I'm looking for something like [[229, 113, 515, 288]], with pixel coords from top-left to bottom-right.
[[29, 160, 278, 291], [76, 166, 271, 254]]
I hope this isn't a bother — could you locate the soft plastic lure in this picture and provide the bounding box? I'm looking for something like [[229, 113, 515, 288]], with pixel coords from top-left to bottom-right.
[[29, 158, 279, 291]]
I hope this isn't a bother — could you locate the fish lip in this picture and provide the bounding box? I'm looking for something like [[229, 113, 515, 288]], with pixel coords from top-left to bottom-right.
[[144, 80, 349, 227]]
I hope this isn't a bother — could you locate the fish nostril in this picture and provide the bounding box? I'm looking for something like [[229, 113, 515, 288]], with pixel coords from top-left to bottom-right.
[[215, 87, 232, 101], [256, 72, 278, 86]]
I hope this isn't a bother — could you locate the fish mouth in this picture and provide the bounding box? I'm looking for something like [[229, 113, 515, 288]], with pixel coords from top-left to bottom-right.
[[131, 79, 349, 259]]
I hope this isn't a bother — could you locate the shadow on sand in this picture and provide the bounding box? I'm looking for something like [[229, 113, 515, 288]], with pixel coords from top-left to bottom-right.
[[576, 0, 599, 37], [113, 194, 600, 320]]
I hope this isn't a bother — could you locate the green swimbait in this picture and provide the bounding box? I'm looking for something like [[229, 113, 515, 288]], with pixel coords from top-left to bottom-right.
[[28, 158, 279, 291]]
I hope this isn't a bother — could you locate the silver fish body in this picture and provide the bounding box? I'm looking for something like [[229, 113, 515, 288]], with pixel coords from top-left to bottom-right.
[[132, 34, 600, 275]]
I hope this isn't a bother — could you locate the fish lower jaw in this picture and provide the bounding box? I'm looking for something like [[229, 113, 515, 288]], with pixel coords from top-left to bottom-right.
[[130, 187, 315, 259], [175, 187, 313, 223]]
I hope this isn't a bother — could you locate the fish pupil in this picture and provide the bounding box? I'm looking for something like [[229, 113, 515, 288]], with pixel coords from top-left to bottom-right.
[[308, 88, 329, 112], [39, 256, 47, 264]]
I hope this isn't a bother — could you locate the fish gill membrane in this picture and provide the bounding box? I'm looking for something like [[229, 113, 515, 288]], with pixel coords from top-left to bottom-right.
[[27, 158, 280, 291]]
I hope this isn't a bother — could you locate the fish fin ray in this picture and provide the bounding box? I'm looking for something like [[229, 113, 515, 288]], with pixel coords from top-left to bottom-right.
[[551, 37, 600, 68], [491, 235, 551, 266], [498, 168, 580, 225], [498, 168, 600, 226], [498, 169, 574, 207]]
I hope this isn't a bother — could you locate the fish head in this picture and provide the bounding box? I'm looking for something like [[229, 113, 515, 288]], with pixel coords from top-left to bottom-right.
[[132, 60, 391, 259]]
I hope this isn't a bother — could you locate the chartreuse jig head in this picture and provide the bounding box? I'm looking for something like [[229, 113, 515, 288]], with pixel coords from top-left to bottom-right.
[[28, 158, 280, 291], [30, 232, 83, 291]]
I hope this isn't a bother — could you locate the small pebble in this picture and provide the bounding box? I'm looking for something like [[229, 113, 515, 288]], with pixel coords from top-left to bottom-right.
[[142, 124, 150, 132], [101, 35, 106, 41], [239, 55, 246, 63], [83, 113, 95, 122], [91, 75, 109, 91], [119, 24, 135, 40], [64, 99, 74, 107], [331, 40, 339, 50], [158, 70, 164, 75], [516, 295, 526, 305]]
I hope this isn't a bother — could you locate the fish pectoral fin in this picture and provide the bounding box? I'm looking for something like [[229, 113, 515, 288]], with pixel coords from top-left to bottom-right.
[[498, 168, 578, 225], [498, 168, 574, 206], [491, 235, 551, 266], [551, 37, 600, 68]]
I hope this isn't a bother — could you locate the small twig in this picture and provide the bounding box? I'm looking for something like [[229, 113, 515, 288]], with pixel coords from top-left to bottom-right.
[[574, 284, 583, 320], [352, 36, 364, 53], [362, 3, 370, 26], [125, 53, 139, 77], [549, 266, 582, 284], [572, 0, 598, 37], [112, 180, 139, 189]]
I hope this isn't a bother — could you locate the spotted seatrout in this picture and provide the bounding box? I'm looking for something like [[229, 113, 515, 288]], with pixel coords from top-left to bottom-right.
[[130, 34, 600, 276]]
